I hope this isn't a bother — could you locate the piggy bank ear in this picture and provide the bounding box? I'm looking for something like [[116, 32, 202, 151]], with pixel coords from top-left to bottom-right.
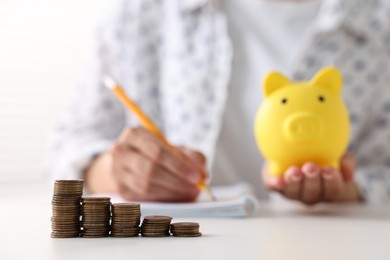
[[311, 67, 342, 95], [263, 72, 290, 97]]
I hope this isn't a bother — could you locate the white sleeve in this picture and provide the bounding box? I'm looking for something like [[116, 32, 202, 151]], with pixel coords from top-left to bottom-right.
[[46, 9, 126, 180], [355, 166, 390, 205], [354, 6, 390, 204]]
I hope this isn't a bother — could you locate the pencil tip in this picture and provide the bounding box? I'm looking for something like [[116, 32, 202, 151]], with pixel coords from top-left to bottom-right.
[[102, 75, 116, 90]]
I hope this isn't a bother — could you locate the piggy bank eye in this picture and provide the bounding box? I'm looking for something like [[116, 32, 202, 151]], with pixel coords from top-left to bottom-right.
[[318, 95, 325, 102], [281, 98, 288, 104]]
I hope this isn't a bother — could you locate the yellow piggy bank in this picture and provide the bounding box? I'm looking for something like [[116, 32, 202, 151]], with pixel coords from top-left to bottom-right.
[[254, 67, 350, 177]]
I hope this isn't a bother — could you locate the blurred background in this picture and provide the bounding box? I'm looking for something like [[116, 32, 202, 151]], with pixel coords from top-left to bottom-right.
[[0, 0, 110, 183]]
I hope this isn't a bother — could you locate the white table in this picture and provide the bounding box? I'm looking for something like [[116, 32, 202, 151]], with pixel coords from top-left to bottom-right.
[[1, 181, 389, 260]]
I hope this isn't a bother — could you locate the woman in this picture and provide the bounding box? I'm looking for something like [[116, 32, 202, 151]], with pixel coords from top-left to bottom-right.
[[49, 0, 390, 205]]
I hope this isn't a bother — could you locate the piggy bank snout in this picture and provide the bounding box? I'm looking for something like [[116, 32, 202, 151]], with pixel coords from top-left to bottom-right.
[[284, 112, 323, 143]]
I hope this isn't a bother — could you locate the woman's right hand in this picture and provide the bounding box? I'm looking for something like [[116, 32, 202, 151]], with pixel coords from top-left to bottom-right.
[[85, 127, 206, 202]]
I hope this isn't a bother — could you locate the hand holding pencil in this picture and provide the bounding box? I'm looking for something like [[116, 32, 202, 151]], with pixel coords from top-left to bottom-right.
[[102, 76, 216, 202]]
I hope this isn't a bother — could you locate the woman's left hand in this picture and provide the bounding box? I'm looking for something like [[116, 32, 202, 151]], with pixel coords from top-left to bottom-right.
[[263, 153, 362, 205]]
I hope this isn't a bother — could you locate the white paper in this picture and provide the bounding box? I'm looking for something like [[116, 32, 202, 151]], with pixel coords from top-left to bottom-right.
[[93, 183, 260, 218]]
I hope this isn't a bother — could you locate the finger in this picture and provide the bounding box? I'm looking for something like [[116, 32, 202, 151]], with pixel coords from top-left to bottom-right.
[[112, 148, 147, 197], [262, 164, 285, 191], [282, 166, 303, 200], [111, 145, 198, 201], [113, 164, 154, 201], [120, 178, 197, 202], [301, 162, 321, 205], [117, 164, 199, 202], [340, 153, 356, 182], [116, 129, 201, 201], [121, 128, 201, 185], [120, 147, 199, 199], [180, 148, 208, 180], [180, 148, 206, 165], [118, 184, 138, 200], [321, 167, 343, 202], [146, 179, 199, 202]]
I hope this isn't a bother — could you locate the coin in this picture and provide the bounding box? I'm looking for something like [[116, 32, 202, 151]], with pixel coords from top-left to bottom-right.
[[140, 215, 172, 237], [111, 226, 140, 237], [51, 180, 83, 238], [111, 203, 141, 237], [170, 222, 202, 237], [80, 197, 111, 238], [81, 197, 111, 203], [53, 180, 84, 196], [51, 231, 80, 238], [52, 196, 81, 204], [143, 216, 172, 223], [51, 180, 204, 239], [141, 233, 170, 237], [172, 232, 202, 237], [80, 231, 110, 238]]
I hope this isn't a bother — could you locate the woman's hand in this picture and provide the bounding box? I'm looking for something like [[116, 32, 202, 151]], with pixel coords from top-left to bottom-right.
[[262, 153, 362, 205], [85, 127, 206, 202]]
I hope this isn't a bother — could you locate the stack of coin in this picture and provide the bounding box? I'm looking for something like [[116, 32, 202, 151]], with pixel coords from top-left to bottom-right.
[[111, 203, 141, 237], [51, 180, 84, 238], [170, 222, 202, 237], [81, 197, 111, 238], [140, 216, 172, 237]]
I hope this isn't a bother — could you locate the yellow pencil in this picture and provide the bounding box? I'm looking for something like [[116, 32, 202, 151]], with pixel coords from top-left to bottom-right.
[[102, 75, 216, 201]]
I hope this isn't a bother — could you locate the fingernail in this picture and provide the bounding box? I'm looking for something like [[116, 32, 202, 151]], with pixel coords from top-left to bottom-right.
[[303, 163, 319, 178], [306, 169, 319, 178], [290, 172, 303, 182], [322, 167, 334, 180]]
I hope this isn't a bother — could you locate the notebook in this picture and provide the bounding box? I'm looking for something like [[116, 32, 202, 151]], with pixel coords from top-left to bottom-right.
[[100, 183, 260, 218]]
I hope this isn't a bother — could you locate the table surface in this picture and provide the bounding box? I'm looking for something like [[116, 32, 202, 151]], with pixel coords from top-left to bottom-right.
[[0, 181, 389, 260]]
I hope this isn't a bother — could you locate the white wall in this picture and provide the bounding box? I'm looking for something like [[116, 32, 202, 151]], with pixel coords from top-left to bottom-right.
[[0, 0, 110, 182]]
